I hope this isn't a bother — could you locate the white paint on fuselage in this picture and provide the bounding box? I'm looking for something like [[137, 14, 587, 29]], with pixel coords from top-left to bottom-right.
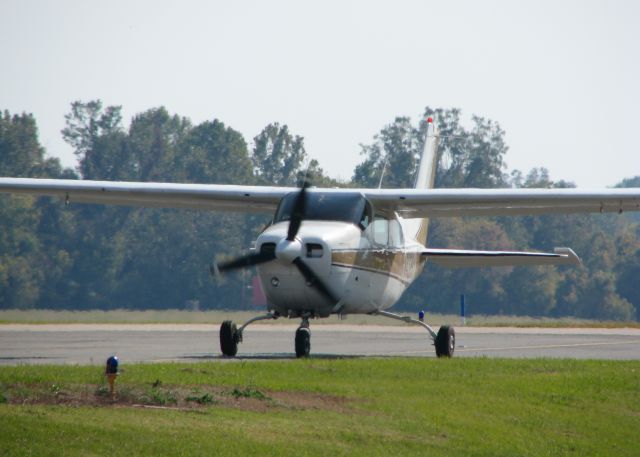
[[256, 217, 428, 318]]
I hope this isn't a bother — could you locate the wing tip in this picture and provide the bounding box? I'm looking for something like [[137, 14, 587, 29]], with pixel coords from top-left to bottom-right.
[[553, 247, 582, 265]]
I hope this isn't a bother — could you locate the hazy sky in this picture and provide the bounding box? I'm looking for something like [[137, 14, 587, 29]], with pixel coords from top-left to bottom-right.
[[1, 0, 638, 187]]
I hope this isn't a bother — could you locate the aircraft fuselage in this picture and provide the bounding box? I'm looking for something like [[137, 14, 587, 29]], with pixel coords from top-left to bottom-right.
[[255, 217, 426, 318]]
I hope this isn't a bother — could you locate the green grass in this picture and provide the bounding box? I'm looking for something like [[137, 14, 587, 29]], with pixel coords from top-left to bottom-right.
[[1, 309, 638, 327], [1, 359, 639, 456]]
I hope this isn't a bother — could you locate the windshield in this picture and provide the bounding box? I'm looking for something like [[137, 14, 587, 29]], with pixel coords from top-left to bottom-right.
[[274, 192, 371, 228]]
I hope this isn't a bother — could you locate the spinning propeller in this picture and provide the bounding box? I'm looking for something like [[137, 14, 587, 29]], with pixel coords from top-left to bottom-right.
[[212, 182, 338, 304]]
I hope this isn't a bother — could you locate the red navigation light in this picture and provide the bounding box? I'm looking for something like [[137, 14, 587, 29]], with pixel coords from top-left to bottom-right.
[[427, 117, 433, 123]]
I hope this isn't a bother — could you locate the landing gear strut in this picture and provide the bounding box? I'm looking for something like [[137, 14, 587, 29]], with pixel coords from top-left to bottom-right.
[[373, 310, 455, 358], [218, 312, 278, 357]]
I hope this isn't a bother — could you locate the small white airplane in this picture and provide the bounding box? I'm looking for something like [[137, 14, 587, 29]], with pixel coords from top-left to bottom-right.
[[1, 117, 639, 358]]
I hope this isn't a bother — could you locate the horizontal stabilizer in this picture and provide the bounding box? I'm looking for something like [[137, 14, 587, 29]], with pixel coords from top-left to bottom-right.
[[422, 247, 581, 268]]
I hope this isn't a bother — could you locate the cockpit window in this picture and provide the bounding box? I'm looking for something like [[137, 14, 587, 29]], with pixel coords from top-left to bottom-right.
[[274, 192, 372, 229]]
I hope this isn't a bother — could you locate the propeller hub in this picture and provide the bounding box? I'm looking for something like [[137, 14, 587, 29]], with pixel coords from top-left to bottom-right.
[[275, 238, 303, 264]]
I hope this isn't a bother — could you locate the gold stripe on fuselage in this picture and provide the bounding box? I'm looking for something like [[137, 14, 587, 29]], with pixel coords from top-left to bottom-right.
[[331, 249, 426, 285]]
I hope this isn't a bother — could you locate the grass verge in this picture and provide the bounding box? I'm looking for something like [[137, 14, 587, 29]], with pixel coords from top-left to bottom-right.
[[1, 309, 638, 328], [0, 358, 639, 456]]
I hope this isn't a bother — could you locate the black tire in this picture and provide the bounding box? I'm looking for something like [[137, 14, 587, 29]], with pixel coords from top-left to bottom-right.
[[220, 320, 238, 357], [435, 325, 455, 358], [295, 327, 311, 358]]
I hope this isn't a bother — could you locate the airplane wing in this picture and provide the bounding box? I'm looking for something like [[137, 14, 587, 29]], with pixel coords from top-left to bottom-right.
[[363, 188, 640, 217], [0, 177, 639, 217], [0, 178, 293, 213], [423, 247, 581, 268]]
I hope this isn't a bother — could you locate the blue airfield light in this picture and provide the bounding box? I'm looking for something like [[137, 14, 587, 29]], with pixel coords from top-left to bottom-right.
[[105, 355, 119, 375], [418, 310, 425, 322], [105, 355, 119, 399]]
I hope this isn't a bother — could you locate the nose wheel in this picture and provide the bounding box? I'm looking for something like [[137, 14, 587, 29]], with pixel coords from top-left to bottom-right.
[[295, 327, 311, 358]]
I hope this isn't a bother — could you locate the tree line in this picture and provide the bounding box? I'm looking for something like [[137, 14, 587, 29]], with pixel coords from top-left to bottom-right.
[[0, 102, 638, 320]]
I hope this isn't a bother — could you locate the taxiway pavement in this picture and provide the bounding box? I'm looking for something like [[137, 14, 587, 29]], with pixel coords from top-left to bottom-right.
[[1, 324, 639, 365], [0, 324, 640, 365]]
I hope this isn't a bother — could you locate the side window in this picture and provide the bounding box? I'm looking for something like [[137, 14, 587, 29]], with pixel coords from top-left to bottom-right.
[[364, 211, 404, 248], [372, 217, 389, 246]]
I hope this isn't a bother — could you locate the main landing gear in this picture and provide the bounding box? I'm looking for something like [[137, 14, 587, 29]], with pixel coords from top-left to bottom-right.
[[219, 320, 239, 357], [373, 310, 455, 358], [219, 313, 313, 358], [434, 325, 455, 358], [220, 313, 276, 357]]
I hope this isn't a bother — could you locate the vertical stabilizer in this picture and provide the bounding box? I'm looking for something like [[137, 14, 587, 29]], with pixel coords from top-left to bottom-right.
[[406, 116, 439, 244], [414, 117, 439, 190]]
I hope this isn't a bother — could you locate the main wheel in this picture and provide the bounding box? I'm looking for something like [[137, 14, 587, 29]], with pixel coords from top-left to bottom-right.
[[220, 320, 239, 357], [295, 327, 311, 358], [435, 325, 455, 358]]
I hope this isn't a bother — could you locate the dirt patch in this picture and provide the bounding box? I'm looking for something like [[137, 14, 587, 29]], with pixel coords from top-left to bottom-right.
[[268, 391, 351, 413], [1, 382, 353, 414]]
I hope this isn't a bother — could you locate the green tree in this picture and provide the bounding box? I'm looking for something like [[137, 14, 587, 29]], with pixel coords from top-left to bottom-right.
[[252, 123, 306, 186], [0, 196, 43, 308], [127, 108, 191, 182], [61, 100, 124, 180], [615, 176, 640, 223], [113, 117, 258, 308], [613, 226, 640, 320], [432, 108, 507, 189], [573, 271, 634, 320], [504, 266, 559, 316], [0, 111, 45, 177], [178, 119, 252, 184], [0, 110, 75, 308], [353, 116, 420, 188], [293, 159, 346, 188], [615, 176, 640, 188]]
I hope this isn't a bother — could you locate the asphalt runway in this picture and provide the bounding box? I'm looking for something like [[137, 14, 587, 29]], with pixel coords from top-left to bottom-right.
[[1, 324, 639, 365]]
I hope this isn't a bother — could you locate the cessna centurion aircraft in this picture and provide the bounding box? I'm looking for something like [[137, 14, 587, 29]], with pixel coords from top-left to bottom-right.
[[1, 118, 639, 358]]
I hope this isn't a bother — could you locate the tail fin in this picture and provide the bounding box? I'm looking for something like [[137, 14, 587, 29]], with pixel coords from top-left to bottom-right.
[[414, 117, 439, 190], [409, 116, 439, 244]]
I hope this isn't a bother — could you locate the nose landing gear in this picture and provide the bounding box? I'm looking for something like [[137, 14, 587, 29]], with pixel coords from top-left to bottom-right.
[[295, 318, 311, 358]]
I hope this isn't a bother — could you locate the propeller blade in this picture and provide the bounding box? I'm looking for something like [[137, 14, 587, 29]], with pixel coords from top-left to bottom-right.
[[292, 257, 338, 304], [213, 250, 276, 275], [286, 180, 309, 241]]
